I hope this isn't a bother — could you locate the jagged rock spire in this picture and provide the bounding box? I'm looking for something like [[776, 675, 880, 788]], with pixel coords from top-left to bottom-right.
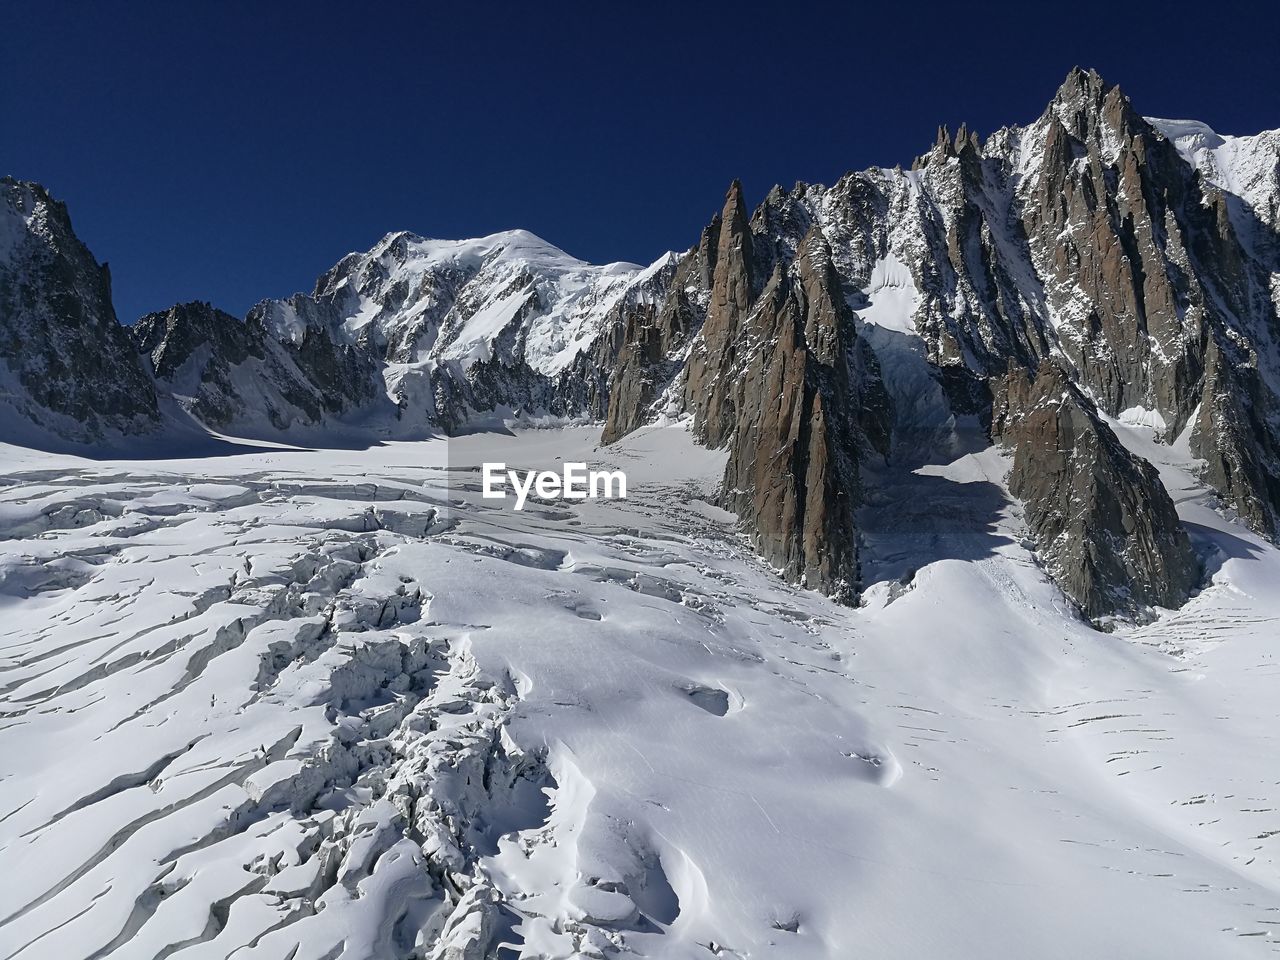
[[684, 179, 756, 448], [719, 224, 868, 601], [1045, 66, 1147, 145]]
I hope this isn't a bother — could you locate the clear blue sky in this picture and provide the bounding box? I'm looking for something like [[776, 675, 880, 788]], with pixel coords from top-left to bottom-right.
[[3, 1, 1276, 324]]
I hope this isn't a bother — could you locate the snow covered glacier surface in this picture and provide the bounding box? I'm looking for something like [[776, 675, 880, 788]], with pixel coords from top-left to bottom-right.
[[3, 425, 1280, 959]]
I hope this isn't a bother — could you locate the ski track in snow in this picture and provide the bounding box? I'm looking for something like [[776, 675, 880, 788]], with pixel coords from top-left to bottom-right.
[[2, 425, 1280, 958]]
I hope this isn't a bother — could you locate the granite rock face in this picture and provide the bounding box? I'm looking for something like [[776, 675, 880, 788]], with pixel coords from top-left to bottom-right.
[[248, 300, 384, 421], [600, 69, 1280, 616], [600, 254, 703, 443], [992, 363, 1200, 620], [715, 231, 878, 601], [602, 187, 890, 600], [1191, 337, 1280, 536], [0, 177, 159, 441], [684, 181, 756, 449]]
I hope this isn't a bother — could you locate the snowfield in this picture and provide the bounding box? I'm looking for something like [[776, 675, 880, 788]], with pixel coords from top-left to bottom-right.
[[2, 424, 1280, 959]]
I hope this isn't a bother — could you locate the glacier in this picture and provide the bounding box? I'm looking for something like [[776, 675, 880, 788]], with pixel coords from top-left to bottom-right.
[[3, 422, 1280, 958]]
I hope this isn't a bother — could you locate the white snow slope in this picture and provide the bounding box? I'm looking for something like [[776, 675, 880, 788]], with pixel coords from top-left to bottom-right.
[[2, 424, 1280, 959], [1150, 118, 1280, 230], [259, 229, 665, 376]]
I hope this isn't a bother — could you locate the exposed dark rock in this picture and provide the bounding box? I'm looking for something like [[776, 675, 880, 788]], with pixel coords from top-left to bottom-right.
[[718, 231, 868, 600], [247, 298, 384, 419], [1020, 69, 1202, 430], [992, 362, 1199, 619], [0, 177, 159, 441], [1190, 337, 1280, 537], [601, 265, 701, 443], [133, 301, 341, 432], [684, 180, 755, 448]]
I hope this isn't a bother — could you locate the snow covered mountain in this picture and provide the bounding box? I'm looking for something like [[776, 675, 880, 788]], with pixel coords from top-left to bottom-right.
[[272, 229, 648, 374], [1152, 117, 1280, 230], [132, 231, 678, 438], [6, 69, 1280, 619], [600, 69, 1280, 620], [132, 300, 380, 438], [4, 66, 1280, 959]]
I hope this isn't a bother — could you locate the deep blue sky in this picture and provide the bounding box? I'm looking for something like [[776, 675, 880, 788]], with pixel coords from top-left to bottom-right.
[[3, 2, 1276, 324]]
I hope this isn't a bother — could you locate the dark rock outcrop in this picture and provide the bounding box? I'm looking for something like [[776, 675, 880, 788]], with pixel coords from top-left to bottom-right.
[[717, 231, 869, 600], [133, 301, 355, 432], [245, 299, 385, 420], [1191, 337, 1280, 536], [601, 260, 703, 443], [596, 68, 1279, 615], [1014, 69, 1280, 541], [0, 177, 159, 441], [992, 363, 1199, 620], [606, 184, 889, 601], [1020, 69, 1207, 431], [684, 181, 756, 448]]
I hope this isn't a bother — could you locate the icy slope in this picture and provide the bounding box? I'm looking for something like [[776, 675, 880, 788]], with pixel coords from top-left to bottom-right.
[[2, 425, 1280, 958]]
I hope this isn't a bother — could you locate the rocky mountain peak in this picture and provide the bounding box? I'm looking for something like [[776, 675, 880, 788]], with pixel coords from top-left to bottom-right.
[[134, 300, 244, 381], [1042, 66, 1150, 163], [684, 180, 757, 448], [1, 177, 159, 444], [1051, 65, 1109, 107], [716, 207, 868, 602], [912, 121, 985, 173], [719, 179, 753, 275]]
